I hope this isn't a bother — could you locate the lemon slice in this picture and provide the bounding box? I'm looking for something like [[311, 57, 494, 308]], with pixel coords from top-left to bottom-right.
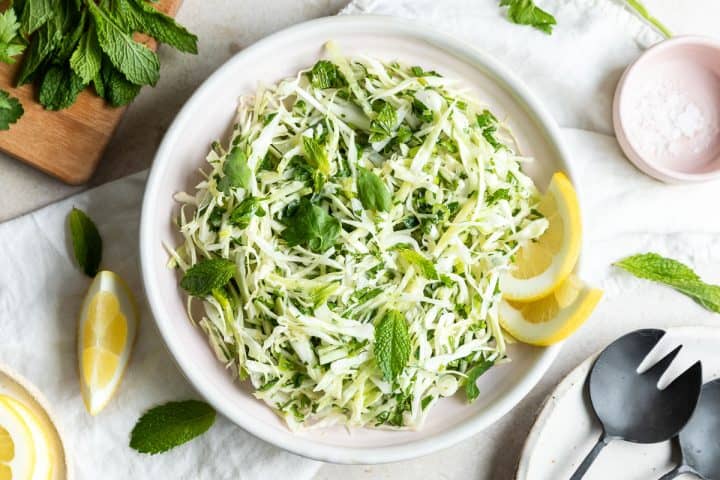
[[0, 397, 53, 480], [500, 172, 582, 302], [499, 275, 602, 346], [0, 396, 35, 480], [78, 271, 138, 415]]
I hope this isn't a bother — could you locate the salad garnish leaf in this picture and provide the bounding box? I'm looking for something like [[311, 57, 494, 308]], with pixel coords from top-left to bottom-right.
[[615, 253, 720, 313], [369, 101, 397, 142], [499, 0, 557, 34], [281, 198, 340, 252], [465, 359, 494, 402], [180, 258, 235, 297], [302, 136, 330, 176], [357, 167, 391, 212], [68, 207, 102, 277], [398, 248, 438, 280], [130, 400, 216, 455], [218, 147, 252, 193], [309, 59, 344, 89], [229, 197, 265, 229], [374, 310, 411, 382]]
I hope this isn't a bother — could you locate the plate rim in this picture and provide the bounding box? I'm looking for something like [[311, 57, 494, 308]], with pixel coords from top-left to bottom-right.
[[140, 14, 573, 464]]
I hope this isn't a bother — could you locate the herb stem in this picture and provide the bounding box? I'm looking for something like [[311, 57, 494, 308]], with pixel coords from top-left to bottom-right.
[[625, 0, 672, 39]]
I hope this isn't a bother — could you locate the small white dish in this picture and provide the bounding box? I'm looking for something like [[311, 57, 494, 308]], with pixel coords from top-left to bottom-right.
[[517, 326, 720, 480], [0, 363, 71, 480], [140, 15, 575, 464], [613, 36, 720, 183]]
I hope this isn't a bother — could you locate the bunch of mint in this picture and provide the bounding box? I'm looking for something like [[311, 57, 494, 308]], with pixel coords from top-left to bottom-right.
[[0, 0, 198, 129]]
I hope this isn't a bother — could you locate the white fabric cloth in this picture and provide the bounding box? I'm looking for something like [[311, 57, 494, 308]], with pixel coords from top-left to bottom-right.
[[2, 1, 719, 479]]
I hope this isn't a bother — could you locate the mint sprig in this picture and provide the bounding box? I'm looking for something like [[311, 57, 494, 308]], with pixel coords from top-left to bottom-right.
[[499, 0, 557, 35], [465, 359, 494, 403], [615, 253, 720, 313], [357, 167, 391, 213], [68, 207, 102, 277], [374, 310, 411, 382], [130, 400, 216, 455], [180, 258, 236, 297]]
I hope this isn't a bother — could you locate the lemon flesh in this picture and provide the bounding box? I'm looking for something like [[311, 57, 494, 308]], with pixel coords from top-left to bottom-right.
[[500, 172, 582, 302], [78, 271, 138, 415], [0, 397, 54, 480], [0, 397, 35, 480], [499, 275, 602, 346]]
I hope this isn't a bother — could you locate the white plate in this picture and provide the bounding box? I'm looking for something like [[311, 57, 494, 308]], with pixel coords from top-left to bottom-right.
[[517, 326, 720, 480], [140, 15, 574, 464]]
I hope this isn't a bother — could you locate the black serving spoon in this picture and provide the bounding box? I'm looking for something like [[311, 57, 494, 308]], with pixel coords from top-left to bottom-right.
[[570, 329, 703, 480], [658, 378, 720, 480]]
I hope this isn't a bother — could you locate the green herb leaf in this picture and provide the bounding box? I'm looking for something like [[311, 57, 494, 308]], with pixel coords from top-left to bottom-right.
[[20, 0, 54, 35], [369, 101, 397, 142], [476, 109, 498, 129], [0, 90, 24, 130], [499, 0, 557, 34], [487, 188, 510, 205], [180, 258, 236, 297], [374, 310, 411, 382], [100, 59, 141, 106], [281, 198, 340, 252], [88, 1, 160, 86], [39, 65, 86, 110], [130, 400, 216, 455], [302, 136, 330, 175], [615, 253, 720, 313], [16, 20, 60, 85], [68, 207, 102, 277], [70, 23, 102, 84], [398, 248, 438, 280], [218, 147, 252, 193], [357, 167, 391, 212], [0, 9, 26, 63], [116, 0, 198, 54], [309, 60, 344, 89], [465, 360, 494, 402], [229, 197, 264, 229]]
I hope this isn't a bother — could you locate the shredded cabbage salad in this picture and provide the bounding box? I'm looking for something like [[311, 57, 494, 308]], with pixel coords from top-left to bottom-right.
[[169, 42, 548, 430]]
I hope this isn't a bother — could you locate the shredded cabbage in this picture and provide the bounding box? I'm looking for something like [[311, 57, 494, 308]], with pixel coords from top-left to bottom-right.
[[169, 42, 546, 430]]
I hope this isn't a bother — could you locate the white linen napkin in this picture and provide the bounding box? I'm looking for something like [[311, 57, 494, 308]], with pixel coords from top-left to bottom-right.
[[2, 1, 719, 479]]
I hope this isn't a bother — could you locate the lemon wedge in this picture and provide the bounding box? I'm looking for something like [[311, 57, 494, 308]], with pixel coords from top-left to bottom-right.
[[0, 396, 35, 480], [499, 275, 602, 346], [78, 271, 138, 415], [0, 397, 53, 480], [500, 172, 582, 302]]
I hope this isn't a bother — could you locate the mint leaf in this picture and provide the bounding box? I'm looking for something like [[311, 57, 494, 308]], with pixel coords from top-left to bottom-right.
[[68, 207, 102, 277], [229, 197, 265, 229], [309, 60, 344, 89], [39, 65, 86, 110], [398, 249, 438, 280], [20, 0, 54, 35], [100, 60, 141, 106], [0, 90, 23, 130], [615, 253, 720, 313], [499, 0, 557, 34], [88, 1, 160, 86], [281, 198, 340, 252], [16, 19, 61, 85], [70, 24, 102, 84], [130, 400, 216, 455], [218, 147, 252, 193], [117, 0, 198, 54], [180, 258, 236, 297], [0, 9, 26, 63], [487, 188, 510, 205], [476, 109, 498, 129], [465, 359, 494, 402], [369, 101, 397, 142], [302, 136, 330, 175], [374, 310, 411, 382], [357, 167, 391, 212]]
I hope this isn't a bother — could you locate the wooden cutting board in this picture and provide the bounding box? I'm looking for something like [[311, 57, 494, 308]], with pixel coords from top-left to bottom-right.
[[0, 0, 181, 185]]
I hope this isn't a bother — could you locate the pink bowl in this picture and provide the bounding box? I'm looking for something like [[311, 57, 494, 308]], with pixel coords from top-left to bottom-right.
[[613, 36, 720, 183]]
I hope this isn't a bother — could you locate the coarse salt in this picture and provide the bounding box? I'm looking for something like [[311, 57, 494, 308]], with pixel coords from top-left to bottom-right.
[[624, 80, 718, 158]]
